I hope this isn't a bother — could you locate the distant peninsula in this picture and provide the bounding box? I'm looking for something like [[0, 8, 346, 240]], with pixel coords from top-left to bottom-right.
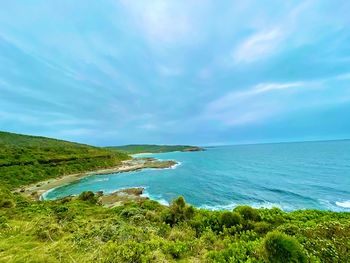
[[106, 144, 205, 154]]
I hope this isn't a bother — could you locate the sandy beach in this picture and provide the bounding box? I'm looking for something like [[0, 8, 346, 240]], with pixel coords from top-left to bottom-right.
[[17, 157, 178, 201]]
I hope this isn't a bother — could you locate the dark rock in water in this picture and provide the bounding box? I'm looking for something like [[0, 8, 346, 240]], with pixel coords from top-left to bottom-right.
[[120, 187, 144, 196]]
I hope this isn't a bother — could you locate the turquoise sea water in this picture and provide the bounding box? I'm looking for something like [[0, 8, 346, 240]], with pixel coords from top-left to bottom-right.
[[44, 140, 350, 212]]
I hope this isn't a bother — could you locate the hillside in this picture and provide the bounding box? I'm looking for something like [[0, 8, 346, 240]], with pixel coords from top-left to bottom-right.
[[0, 132, 349, 262], [0, 190, 349, 262], [107, 144, 205, 154], [0, 131, 131, 187]]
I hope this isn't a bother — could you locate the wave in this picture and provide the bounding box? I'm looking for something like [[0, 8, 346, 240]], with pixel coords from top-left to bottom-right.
[[40, 187, 57, 200], [336, 200, 350, 208], [94, 178, 109, 182], [141, 190, 169, 206], [168, 161, 182, 169], [261, 187, 317, 202], [199, 201, 295, 211]]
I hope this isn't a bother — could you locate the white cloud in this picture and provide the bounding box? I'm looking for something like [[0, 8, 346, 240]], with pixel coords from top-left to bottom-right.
[[208, 82, 302, 112], [233, 28, 284, 63], [231, 1, 314, 64], [202, 81, 315, 126], [204, 74, 350, 127]]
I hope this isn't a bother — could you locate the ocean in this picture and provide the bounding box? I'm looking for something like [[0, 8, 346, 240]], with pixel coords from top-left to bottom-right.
[[44, 140, 350, 212]]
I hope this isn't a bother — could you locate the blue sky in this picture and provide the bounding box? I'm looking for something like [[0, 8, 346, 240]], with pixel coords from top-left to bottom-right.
[[1, 0, 350, 146]]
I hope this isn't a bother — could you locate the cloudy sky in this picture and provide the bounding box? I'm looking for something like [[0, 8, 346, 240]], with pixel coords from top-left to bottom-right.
[[1, 0, 350, 146]]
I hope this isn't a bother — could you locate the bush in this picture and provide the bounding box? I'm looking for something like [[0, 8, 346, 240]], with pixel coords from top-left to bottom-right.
[[207, 239, 261, 262], [169, 196, 190, 223], [184, 205, 196, 220], [102, 241, 151, 262], [78, 191, 97, 204], [219, 211, 242, 228], [254, 221, 271, 234], [262, 231, 306, 263], [234, 205, 261, 221], [277, 223, 300, 236], [164, 240, 188, 258], [0, 187, 14, 208], [141, 199, 162, 211], [172, 196, 186, 214], [145, 210, 161, 222], [119, 207, 143, 218], [0, 199, 14, 208]]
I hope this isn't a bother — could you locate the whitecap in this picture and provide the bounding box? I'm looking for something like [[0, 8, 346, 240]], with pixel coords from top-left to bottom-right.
[[336, 200, 350, 208], [167, 161, 181, 169], [141, 191, 169, 206], [198, 203, 238, 211], [40, 187, 57, 200], [198, 201, 295, 211], [94, 178, 109, 182]]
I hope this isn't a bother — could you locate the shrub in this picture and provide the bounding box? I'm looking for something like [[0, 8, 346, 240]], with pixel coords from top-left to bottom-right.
[[254, 221, 271, 234], [102, 241, 151, 263], [0, 199, 14, 208], [145, 210, 161, 222], [160, 209, 174, 225], [172, 196, 186, 214], [78, 191, 97, 204], [207, 239, 262, 262], [277, 223, 300, 236], [219, 211, 242, 228], [262, 231, 307, 263], [164, 240, 189, 258], [169, 196, 188, 223], [141, 199, 162, 211], [119, 207, 143, 218], [0, 187, 14, 208], [184, 205, 196, 220], [234, 205, 261, 221]]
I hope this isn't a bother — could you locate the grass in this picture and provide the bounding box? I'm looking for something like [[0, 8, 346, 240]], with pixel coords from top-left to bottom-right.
[[0, 191, 349, 262]]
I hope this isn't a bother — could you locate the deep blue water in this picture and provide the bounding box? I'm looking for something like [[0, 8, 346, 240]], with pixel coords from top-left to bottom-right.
[[44, 140, 350, 212]]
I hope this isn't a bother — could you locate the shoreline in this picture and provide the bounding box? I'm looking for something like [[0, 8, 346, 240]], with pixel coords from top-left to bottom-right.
[[17, 157, 178, 201]]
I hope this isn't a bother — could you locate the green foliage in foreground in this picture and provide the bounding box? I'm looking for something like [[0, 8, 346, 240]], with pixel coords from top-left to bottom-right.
[[1, 188, 349, 262], [0, 131, 131, 188], [106, 144, 205, 154]]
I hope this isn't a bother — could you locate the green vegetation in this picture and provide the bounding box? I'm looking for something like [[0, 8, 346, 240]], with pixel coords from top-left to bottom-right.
[[0, 131, 131, 188], [1, 190, 349, 262], [106, 144, 205, 154], [1, 131, 349, 262]]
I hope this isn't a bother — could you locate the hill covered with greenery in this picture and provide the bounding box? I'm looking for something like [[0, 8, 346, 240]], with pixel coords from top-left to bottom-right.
[[0, 131, 349, 262], [107, 144, 205, 154], [0, 189, 349, 262], [0, 131, 131, 188]]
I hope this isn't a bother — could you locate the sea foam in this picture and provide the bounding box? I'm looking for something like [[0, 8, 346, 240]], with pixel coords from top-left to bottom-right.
[[336, 200, 350, 208]]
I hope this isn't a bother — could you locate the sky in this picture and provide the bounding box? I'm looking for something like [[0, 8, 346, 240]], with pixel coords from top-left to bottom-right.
[[1, 0, 350, 146]]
